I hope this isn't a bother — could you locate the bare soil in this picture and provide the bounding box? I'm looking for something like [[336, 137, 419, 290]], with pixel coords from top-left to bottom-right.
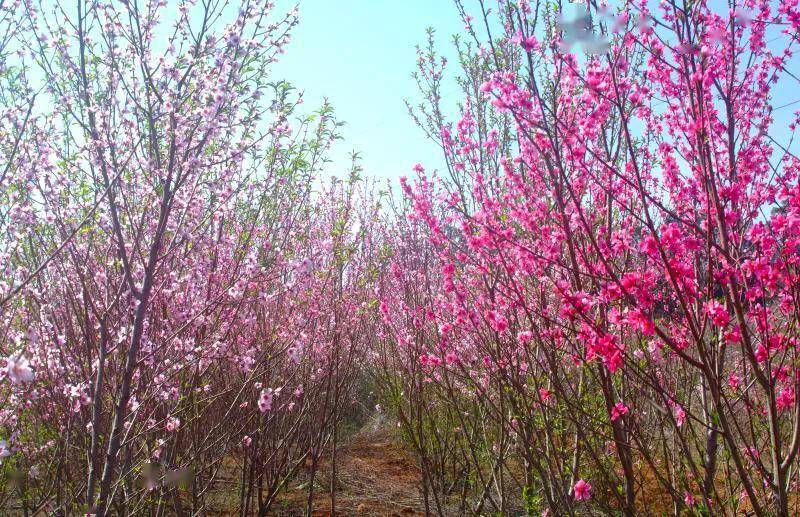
[[271, 429, 425, 516]]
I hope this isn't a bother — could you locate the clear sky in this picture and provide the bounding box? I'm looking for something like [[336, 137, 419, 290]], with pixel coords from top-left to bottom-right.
[[272, 0, 467, 182], [270, 0, 799, 184]]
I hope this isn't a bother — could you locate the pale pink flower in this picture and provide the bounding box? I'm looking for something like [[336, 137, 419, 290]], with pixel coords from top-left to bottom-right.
[[0, 440, 11, 461], [258, 388, 275, 412], [165, 417, 180, 432], [5, 355, 34, 384], [672, 402, 686, 427]]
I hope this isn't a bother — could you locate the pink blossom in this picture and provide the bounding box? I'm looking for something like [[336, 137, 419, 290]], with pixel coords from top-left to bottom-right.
[[573, 479, 592, 501], [728, 374, 741, 390], [672, 402, 686, 427], [777, 387, 795, 412], [0, 440, 10, 461], [704, 300, 730, 327], [517, 330, 533, 343], [165, 417, 180, 432], [486, 310, 508, 333], [258, 388, 275, 412], [724, 326, 742, 345], [296, 257, 315, 276], [518, 33, 539, 52], [5, 355, 34, 384], [610, 402, 629, 421]]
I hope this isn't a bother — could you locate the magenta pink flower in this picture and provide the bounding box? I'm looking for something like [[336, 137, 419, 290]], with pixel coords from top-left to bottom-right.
[[486, 310, 508, 333], [704, 300, 730, 327], [777, 388, 795, 412], [755, 345, 769, 363], [671, 403, 686, 428], [610, 402, 629, 421], [728, 374, 741, 390], [573, 479, 592, 501], [520, 35, 539, 52], [517, 330, 533, 344]]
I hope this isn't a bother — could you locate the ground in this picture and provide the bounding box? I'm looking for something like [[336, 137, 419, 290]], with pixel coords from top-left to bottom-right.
[[274, 428, 425, 516]]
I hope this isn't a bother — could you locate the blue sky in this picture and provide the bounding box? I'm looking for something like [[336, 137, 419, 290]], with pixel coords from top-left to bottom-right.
[[269, 0, 799, 184], [272, 0, 466, 182]]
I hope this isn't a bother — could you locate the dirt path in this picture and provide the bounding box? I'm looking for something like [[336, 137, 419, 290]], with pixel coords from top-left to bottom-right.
[[275, 429, 426, 516]]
